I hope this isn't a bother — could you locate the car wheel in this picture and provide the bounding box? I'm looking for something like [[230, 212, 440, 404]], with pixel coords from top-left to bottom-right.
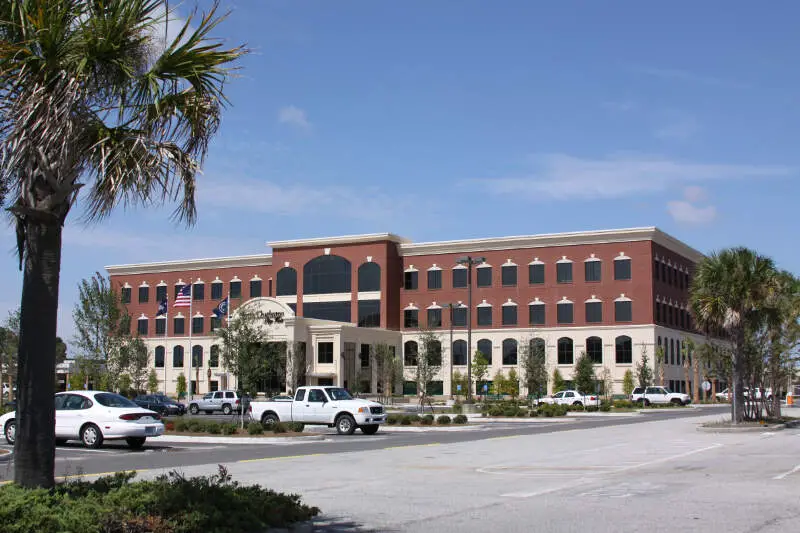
[[642, 399, 650, 407], [336, 414, 356, 435], [671, 398, 682, 405], [3, 420, 15, 445], [81, 424, 104, 449], [572, 401, 583, 406], [126, 437, 146, 450], [360, 424, 379, 435], [189, 404, 199, 415], [55, 439, 67, 446], [222, 404, 232, 415], [261, 413, 279, 427]]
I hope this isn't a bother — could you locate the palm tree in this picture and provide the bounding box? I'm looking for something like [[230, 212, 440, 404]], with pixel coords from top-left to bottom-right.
[[763, 270, 800, 418], [0, 1, 245, 488], [690, 248, 777, 424]]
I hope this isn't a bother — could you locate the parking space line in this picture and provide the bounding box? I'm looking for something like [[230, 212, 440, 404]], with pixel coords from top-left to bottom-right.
[[384, 443, 441, 450], [773, 464, 800, 480], [487, 436, 519, 441], [238, 453, 322, 463]]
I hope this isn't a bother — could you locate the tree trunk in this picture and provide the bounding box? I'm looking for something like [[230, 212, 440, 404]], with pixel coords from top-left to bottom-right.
[[14, 219, 62, 488], [692, 360, 700, 403], [711, 379, 717, 404], [732, 330, 746, 424]]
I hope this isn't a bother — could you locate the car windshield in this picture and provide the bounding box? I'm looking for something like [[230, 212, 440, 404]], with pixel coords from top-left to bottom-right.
[[662, 387, 673, 394], [325, 388, 353, 401], [94, 393, 138, 408]]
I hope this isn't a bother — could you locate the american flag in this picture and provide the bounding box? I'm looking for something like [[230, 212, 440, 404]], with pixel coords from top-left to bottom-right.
[[174, 284, 192, 307]]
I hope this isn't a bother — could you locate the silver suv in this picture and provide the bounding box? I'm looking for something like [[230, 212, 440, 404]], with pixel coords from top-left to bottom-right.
[[188, 390, 243, 415]]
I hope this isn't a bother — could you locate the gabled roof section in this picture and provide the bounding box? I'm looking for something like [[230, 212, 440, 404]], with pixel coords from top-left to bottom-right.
[[268, 233, 410, 250], [106, 254, 273, 275]]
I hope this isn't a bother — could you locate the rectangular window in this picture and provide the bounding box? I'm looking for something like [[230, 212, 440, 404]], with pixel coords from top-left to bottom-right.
[[404, 309, 419, 328], [427, 381, 444, 396], [452, 307, 467, 327], [452, 268, 467, 288], [357, 300, 381, 327], [477, 306, 492, 326], [156, 285, 167, 302], [427, 269, 442, 290], [121, 287, 131, 304], [680, 309, 686, 328], [654, 260, 660, 281], [557, 303, 573, 324], [427, 308, 442, 328], [404, 271, 418, 290], [556, 263, 573, 283], [193, 284, 204, 301], [502, 305, 517, 326], [684, 272, 690, 289], [138, 286, 149, 304], [155, 319, 166, 335], [137, 319, 148, 335], [528, 263, 544, 284], [230, 281, 242, 299], [585, 302, 602, 323], [585, 261, 601, 282], [360, 344, 370, 367], [673, 267, 679, 288], [615, 259, 632, 280], [615, 301, 633, 322], [211, 282, 223, 300], [192, 316, 203, 334], [529, 304, 545, 325], [174, 284, 183, 298], [317, 342, 334, 364], [662, 263, 667, 283], [173, 317, 185, 334], [250, 280, 262, 298], [210, 316, 221, 331], [501, 265, 517, 287], [476, 267, 492, 287], [303, 301, 351, 322], [403, 381, 418, 396], [668, 306, 673, 325], [656, 302, 662, 323]]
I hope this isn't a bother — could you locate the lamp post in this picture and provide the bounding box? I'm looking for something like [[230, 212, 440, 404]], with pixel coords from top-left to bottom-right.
[[456, 255, 485, 401], [440, 303, 456, 398], [207, 367, 212, 394]]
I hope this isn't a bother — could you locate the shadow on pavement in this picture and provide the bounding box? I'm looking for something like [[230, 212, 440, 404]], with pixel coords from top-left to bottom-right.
[[312, 516, 394, 532]]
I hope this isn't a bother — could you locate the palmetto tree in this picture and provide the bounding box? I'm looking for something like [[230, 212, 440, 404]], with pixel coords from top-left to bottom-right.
[[0, 0, 244, 488], [690, 247, 777, 424]]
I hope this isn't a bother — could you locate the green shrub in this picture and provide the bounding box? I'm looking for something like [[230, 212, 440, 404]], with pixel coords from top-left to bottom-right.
[[437, 415, 451, 425], [451, 403, 463, 414], [613, 400, 635, 409], [221, 423, 238, 435], [286, 423, 305, 433], [387, 415, 399, 425], [529, 409, 539, 417], [174, 419, 189, 432], [247, 422, 264, 435], [409, 414, 421, 423], [585, 406, 599, 413], [400, 415, 412, 425], [207, 422, 222, 434], [556, 405, 569, 416], [453, 414, 468, 424], [569, 404, 585, 412], [420, 416, 433, 426], [423, 414, 434, 423], [599, 402, 611, 412], [272, 422, 287, 434], [517, 409, 528, 417], [186, 420, 205, 433]]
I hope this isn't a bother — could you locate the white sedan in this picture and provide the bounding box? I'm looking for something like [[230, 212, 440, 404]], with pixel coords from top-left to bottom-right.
[[537, 390, 601, 407], [1, 390, 164, 449]]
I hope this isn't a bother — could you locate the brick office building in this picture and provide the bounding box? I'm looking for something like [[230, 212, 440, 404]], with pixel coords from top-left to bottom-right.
[[106, 226, 706, 397]]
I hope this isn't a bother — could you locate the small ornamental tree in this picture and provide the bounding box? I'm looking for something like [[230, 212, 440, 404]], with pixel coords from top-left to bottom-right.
[[176, 374, 187, 400], [472, 350, 490, 398], [520, 338, 547, 400], [573, 351, 596, 394], [147, 369, 159, 394], [492, 369, 506, 396], [622, 369, 636, 396], [506, 368, 520, 399], [552, 368, 565, 393], [635, 346, 654, 388]]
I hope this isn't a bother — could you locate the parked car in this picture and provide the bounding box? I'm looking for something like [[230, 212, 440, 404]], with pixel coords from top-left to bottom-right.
[[715, 387, 773, 402], [134, 394, 186, 416], [631, 386, 691, 406], [536, 390, 601, 407], [716, 388, 731, 402], [188, 390, 245, 415], [1, 391, 163, 449], [248, 386, 385, 435]]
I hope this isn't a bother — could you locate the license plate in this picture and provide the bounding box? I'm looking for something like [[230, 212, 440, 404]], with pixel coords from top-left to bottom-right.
[[145, 426, 156, 435]]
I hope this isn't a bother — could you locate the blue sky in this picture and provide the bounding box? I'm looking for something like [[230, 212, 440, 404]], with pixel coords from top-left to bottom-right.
[[2, 0, 799, 349]]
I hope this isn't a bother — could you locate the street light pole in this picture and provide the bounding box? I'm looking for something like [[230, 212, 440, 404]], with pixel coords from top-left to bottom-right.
[[457, 255, 485, 402]]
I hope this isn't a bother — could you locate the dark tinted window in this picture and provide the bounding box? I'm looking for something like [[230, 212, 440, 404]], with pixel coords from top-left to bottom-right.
[[404, 271, 418, 290], [210, 316, 221, 331], [209, 346, 219, 367], [360, 344, 370, 367], [304, 256, 351, 294], [427, 308, 442, 328], [501, 265, 517, 287], [477, 306, 492, 326], [655, 302, 661, 322], [276, 267, 297, 296], [427, 269, 442, 290], [615, 336, 632, 364], [586, 336, 603, 364], [654, 260, 660, 281], [404, 309, 419, 328], [139, 286, 149, 303], [476, 267, 492, 287], [452, 340, 468, 366], [121, 287, 131, 304], [557, 262, 573, 283], [557, 302, 573, 324], [250, 280, 262, 298], [173, 317, 185, 334], [557, 337, 574, 365], [156, 285, 167, 302], [529, 304, 545, 325], [615, 301, 632, 322], [424, 340, 442, 366], [94, 393, 137, 408], [211, 282, 223, 300], [304, 301, 351, 322], [529, 263, 544, 284], [230, 281, 242, 299], [477, 339, 492, 364], [502, 339, 518, 365], [155, 318, 166, 335], [317, 342, 334, 364], [615, 259, 632, 280], [192, 316, 203, 334], [452, 268, 467, 288], [585, 261, 602, 282], [357, 300, 380, 327], [154, 346, 165, 368], [452, 307, 467, 327], [358, 262, 381, 292], [404, 341, 418, 366], [585, 302, 602, 323], [294, 389, 305, 401], [192, 345, 203, 367], [502, 305, 517, 326], [137, 318, 148, 335], [193, 283, 204, 301]]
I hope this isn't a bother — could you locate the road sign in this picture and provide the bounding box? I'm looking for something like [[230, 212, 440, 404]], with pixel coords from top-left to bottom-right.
[[702, 381, 711, 392], [456, 384, 462, 391], [483, 384, 488, 392]]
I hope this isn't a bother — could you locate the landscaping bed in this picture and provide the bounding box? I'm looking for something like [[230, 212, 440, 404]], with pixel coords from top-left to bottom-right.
[[163, 418, 306, 437], [386, 414, 468, 426], [0, 466, 318, 533]]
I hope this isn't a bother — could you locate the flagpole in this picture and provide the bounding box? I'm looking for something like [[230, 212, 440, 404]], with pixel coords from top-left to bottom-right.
[[164, 294, 169, 396], [227, 290, 232, 391], [187, 279, 193, 401]]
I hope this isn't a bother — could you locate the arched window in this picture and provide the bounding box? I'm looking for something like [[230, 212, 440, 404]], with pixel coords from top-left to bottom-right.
[[477, 339, 492, 364], [276, 267, 297, 296], [586, 336, 603, 364], [452, 340, 468, 366], [557, 337, 574, 365], [209, 345, 220, 367], [530, 338, 546, 359], [425, 339, 442, 366], [192, 345, 203, 367], [172, 346, 184, 368], [404, 341, 418, 366], [357, 262, 381, 292], [303, 255, 351, 294], [502, 339, 518, 365], [615, 335, 632, 364], [154, 346, 165, 368]]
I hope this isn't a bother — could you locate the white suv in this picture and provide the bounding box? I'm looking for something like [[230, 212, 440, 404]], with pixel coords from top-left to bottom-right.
[[631, 386, 691, 406], [188, 390, 245, 415]]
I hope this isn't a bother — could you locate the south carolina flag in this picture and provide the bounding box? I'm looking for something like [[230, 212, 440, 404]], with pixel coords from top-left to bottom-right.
[[213, 297, 229, 318]]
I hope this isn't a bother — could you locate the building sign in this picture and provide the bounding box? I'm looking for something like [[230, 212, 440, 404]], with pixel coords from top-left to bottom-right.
[[234, 298, 295, 331], [251, 310, 284, 324]]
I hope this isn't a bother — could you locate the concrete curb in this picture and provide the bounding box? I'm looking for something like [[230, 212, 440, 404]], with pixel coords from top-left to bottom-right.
[[150, 435, 326, 444], [377, 424, 483, 432], [0, 449, 12, 463], [696, 423, 786, 433], [566, 412, 640, 418], [466, 416, 573, 423]]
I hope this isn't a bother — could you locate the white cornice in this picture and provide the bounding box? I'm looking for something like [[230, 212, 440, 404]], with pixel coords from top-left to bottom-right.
[[399, 227, 704, 262], [268, 233, 411, 250], [106, 254, 273, 276]]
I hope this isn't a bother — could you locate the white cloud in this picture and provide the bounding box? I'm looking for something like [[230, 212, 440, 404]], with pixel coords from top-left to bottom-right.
[[682, 185, 707, 203], [278, 105, 311, 131], [667, 201, 717, 224], [473, 153, 794, 200]]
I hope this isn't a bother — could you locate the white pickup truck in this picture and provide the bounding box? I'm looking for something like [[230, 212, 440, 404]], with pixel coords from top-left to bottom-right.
[[247, 386, 386, 435]]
